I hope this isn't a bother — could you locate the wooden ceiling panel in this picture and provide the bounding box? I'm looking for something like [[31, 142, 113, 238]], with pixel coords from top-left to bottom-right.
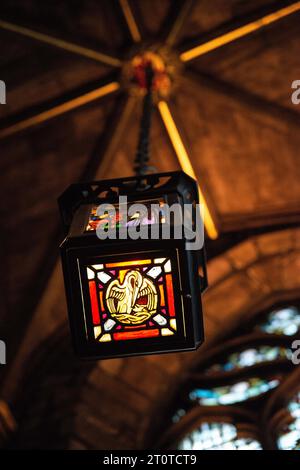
[[0, 27, 113, 121], [0, 98, 115, 315], [177, 0, 278, 45], [130, 0, 171, 37], [192, 12, 300, 113], [0, 0, 125, 51], [151, 110, 181, 173], [100, 106, 180, 180], [171, 77, 300, 231]]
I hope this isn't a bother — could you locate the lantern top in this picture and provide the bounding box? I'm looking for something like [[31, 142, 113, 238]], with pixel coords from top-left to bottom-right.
[[58, 171, 198, 235]]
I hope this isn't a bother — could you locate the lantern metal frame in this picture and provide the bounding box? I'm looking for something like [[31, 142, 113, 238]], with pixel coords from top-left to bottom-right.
[[59, 171, 206, 360]]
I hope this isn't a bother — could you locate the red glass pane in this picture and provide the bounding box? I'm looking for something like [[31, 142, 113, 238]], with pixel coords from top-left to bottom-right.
[[113, 329, 160, 341], [89, 280, 100, 324], [166, 274, 175, 317]]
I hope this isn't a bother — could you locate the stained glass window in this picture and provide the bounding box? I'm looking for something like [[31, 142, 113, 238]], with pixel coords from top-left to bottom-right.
[[257, 306, 300, 336], [85, 256, 178, 343], [168, 302, 300, 450], [189, 376, 281, 406], [172, 408, 187, 424], [85, 199, 166, 232], [204, 346, 290, 375], [177, 422, 262, 450], [277, 392, 300, 450]]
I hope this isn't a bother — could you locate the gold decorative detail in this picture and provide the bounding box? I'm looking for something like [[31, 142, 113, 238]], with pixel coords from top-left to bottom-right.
[[122, 47, 181, 100], [105, 270, 158, 325]]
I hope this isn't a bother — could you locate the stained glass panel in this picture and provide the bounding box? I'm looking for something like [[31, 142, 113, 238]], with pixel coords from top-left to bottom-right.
[[85, 257, 177, 343], [85, 199, 166, 232]]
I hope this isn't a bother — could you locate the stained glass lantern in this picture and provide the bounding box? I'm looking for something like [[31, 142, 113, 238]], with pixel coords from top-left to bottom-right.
[[59, 171, 206, 360]]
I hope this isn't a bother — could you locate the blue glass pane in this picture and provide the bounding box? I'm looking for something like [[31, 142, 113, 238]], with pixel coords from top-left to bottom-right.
[[205, 346, 290, 375], [189, 377, 281, 406]]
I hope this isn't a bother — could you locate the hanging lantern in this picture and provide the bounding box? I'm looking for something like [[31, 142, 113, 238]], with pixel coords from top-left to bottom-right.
[[59, 172, 206, 359], [59, 58, 207, 359]]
